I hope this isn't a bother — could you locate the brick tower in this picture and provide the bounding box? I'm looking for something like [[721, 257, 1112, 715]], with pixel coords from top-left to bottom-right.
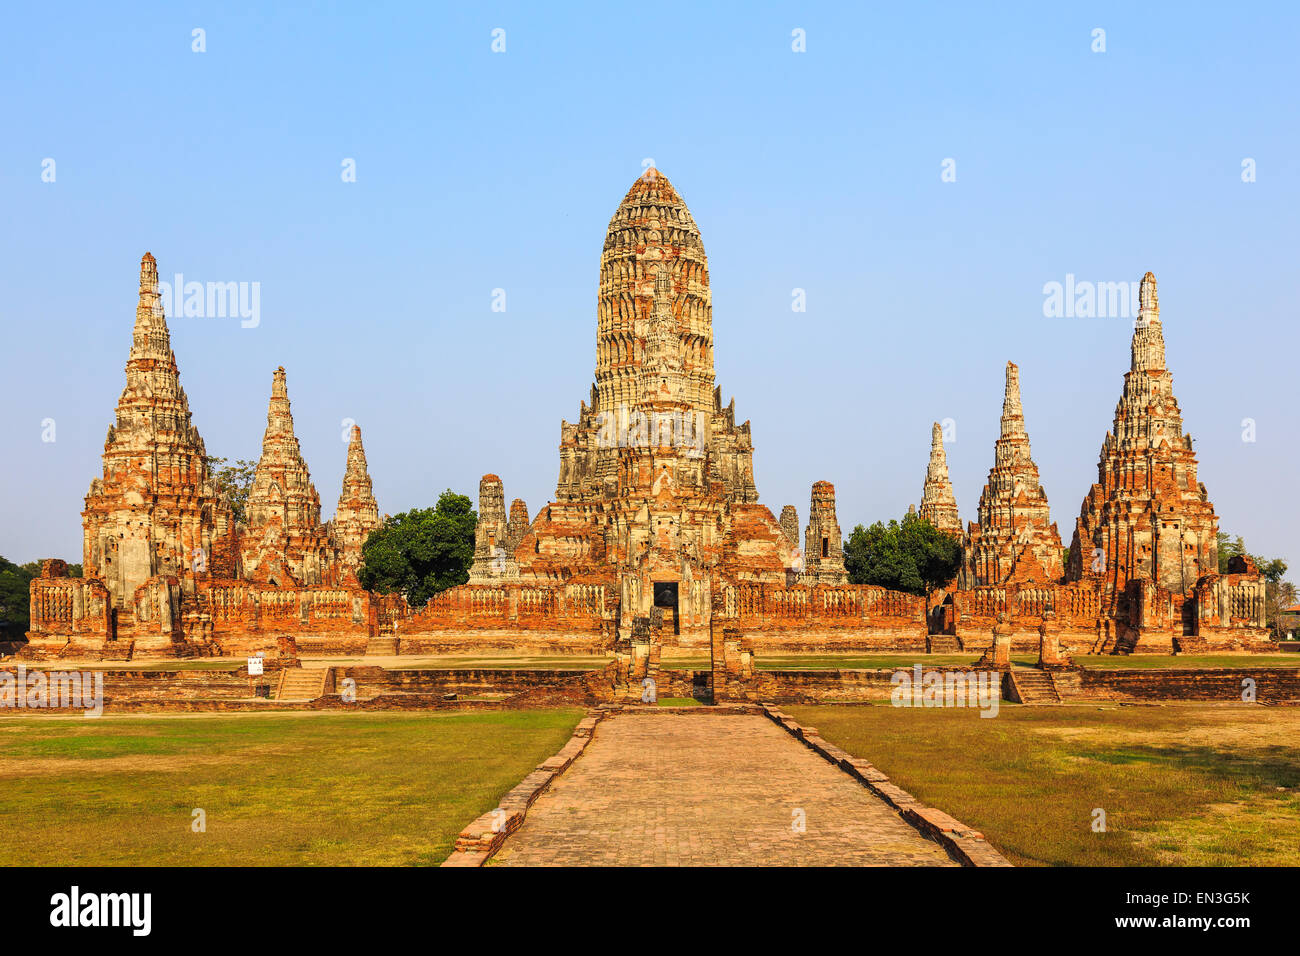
[[241, 367, 335, 585], [918, 421, 961, 534], [960, 362, 1063, 588], [332, 424, 381, 584], [82, 253, 232, 611]]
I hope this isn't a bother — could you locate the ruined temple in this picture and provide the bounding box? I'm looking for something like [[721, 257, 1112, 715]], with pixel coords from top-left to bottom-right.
[[918, 422, 961, 535], [26, 198, 1270, 661], [1066, 273, 1266, 650], [26, 254, 382, 658], [451, 171, 914, 648], [960, 362, 1064, 589], [68, 253, 235, 652]]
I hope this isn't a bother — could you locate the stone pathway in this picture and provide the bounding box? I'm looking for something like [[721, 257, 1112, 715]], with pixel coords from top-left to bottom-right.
[[493, 712, 957, 866]]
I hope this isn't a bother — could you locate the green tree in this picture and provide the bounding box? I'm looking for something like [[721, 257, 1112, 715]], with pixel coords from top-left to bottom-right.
[[842, 512, 962, 621], [359, 490, 477, 608], [205, 456, 258, 525], [1216, 532, 1246, 573], [0, 557, 38, 639]]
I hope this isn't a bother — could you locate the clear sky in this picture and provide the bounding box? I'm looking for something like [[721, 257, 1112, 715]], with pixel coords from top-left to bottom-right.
[[2, 1, 1297, 576]]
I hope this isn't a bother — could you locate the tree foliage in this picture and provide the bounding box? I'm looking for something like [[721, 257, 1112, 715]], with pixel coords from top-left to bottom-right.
[[842, 512, 962, 605], [359, 490, 477, 608], [205, 456, 257, 525]]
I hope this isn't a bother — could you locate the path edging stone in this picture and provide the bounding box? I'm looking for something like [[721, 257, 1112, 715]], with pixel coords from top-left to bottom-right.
[[758, 703, 1013, 867], [441, 708, 606, 867]]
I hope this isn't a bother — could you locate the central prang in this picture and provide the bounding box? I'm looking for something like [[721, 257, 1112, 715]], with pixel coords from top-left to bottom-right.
[[467, 171, 845, 644]]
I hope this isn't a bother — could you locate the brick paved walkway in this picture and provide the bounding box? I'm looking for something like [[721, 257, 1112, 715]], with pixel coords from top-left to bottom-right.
[[493, 712, 957, 866]]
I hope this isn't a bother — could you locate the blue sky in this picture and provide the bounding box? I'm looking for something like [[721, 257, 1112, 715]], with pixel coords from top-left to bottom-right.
[[2, 1, 1297, 576]]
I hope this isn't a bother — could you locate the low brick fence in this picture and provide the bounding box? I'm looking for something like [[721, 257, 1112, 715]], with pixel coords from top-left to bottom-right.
[[1058, 666, 1300, 703]]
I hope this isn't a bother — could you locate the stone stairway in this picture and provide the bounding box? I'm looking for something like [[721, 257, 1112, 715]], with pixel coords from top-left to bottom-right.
[[1173, 635, 1209, 655], [275, 667, 330, 701], [365, 635, 399, 656], [1010, 668, 1060, 704], [926, 634, 960, 653]]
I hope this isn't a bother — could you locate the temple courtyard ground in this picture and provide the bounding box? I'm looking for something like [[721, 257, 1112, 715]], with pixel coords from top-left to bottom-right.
[[1, 698, 1297, 866]]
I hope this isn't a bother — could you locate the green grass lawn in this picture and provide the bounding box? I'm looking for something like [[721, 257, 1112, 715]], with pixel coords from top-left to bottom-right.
[[15, 659, 243, 672], [0, 708, 580, 865], [1076, 654, 1300, 669], [788, 703, 1300, 866], [657, 653, 1300, 671]]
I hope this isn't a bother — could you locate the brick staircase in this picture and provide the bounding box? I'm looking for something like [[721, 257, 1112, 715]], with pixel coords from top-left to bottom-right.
[[98, 640, 135, 661], [926, 634, 960, 653], [275, 667, 330, 701], [1173, 635, 1210, 655], [1010, 668, 1061, 704], [365, 636, 399, 655]]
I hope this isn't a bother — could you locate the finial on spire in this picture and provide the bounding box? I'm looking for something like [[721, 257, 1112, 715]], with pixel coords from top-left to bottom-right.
[[272, 366, 288, 399], [931, 421, 943, 447], [1131, 271, 1167, 371], [1139, 271, 1158, 313], [135, 252, 162, 332], [1000, 362, 1027, 439]]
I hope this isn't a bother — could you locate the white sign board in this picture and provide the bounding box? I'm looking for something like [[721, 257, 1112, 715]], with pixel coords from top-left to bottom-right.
[[247, 657, 264, 676]]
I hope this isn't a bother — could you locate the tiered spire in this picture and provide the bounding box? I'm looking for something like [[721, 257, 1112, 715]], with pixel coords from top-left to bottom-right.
[[83, 253, 224, 606], [1068, 272, 1218, 603], [918, 422, 961, 534], [332, 425, 380, 579], [595, 170, 713, 416], [245, 367, 322, 532], [112, 252, 210, 490], [960, 362, 1063, 588]]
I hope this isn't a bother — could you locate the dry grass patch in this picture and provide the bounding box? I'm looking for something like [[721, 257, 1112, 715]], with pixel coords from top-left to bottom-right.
[[787, 703, 1300, 867]]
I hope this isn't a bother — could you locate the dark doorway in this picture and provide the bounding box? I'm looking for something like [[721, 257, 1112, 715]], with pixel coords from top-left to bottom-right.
[[653, 582, 680, 635]]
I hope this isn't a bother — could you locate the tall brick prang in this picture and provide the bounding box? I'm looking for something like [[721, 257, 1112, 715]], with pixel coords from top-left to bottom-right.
[[918, 422, 961, 534], [1066, 272, 1265, 649], [960, 362, 1063, 588], [241, 367, 335, 586], [332, 424, 380, 583], [74, 252, 233, 653]]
